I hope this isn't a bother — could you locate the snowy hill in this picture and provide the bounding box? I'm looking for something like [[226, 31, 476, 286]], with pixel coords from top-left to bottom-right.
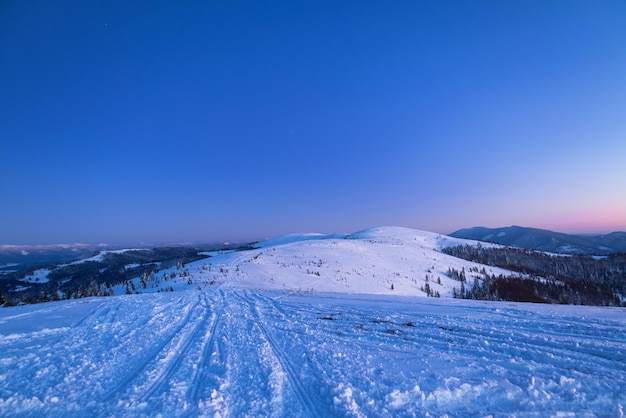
[[5, 226, 624, 305], [136, 226, 512, 298], [1, 227, 625, 416]]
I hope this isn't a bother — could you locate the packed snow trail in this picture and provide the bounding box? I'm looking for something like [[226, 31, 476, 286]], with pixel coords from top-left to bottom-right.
[[1, 289, 625, 417]]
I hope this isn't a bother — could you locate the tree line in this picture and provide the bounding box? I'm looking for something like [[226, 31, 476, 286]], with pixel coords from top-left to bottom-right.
[[442, 244, 626, 306]]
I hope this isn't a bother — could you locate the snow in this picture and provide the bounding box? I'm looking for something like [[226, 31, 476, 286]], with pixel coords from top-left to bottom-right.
[[557, 245, 579, 254], [0, 290, 624, 417], [62, 249, 140, 266], [0, 263, 19, 274], [20, 268, 51, 284], [254, 232, 348, 249], [180, 226, 508, 297], [0, 263, 19, 270], [1, 227, 625, 416], [124, 263, 141, 270], [198, 249, 237, 257]]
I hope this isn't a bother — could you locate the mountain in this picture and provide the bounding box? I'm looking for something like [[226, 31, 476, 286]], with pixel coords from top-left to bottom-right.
[[104, 226, 514, 299], [1, 226, 625, 415], [0, 243, 246, 303], [449, 226, 626, 255], [0, 243, 108, 273], [3, 226, 625, 307], [163, 226, 626, 306], [1, 226, 515, 303]]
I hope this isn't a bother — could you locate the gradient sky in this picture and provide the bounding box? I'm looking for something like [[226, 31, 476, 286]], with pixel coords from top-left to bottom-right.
[[2, 0, 626, 245]]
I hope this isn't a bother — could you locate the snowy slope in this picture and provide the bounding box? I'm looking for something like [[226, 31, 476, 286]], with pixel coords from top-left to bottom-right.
[[1, 289, 624, 417], [160, 226, 512, 298], [2, 227, 624, 416]]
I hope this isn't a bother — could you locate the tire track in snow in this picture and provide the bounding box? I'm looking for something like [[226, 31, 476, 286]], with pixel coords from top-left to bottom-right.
[[135, 292, 213, 404], [433, 316, 625, 376], [188, 291, 227, 406], [235, 291, 325, 417], [102, 292, 206, 402]]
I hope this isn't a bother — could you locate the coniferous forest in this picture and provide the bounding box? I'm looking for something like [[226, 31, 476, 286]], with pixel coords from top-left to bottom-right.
[[3, 239, 626, 308], [442, 244, 626, 306]]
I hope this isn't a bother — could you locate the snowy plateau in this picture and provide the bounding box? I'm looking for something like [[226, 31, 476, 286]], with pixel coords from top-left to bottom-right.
[[0, 227, 624, 417]]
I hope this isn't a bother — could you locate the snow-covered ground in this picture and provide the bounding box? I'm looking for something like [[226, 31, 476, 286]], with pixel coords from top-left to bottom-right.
[[0, 289, 624, 417], [130, 226, 512, 299], [61, 248, 140, 266], [1, 227, 625, 416], [19, 268, 51, 284]]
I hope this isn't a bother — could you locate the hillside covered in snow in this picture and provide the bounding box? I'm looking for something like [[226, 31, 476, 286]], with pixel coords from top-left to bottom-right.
[[1, 227, 625, 416], [2, 226, 517, 304], [111, 226, 516, 299], [4, 226, 625, 307]]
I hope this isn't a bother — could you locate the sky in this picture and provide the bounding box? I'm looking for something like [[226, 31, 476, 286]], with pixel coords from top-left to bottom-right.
[[1, 0, 626, 245]]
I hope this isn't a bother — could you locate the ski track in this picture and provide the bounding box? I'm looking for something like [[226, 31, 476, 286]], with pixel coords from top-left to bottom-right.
[[188, 291, 225, 405], [1, 289, 625, 417], [102, 293, 206, 404], [133, 294, 211, 404], [237, 291, 328, 417]]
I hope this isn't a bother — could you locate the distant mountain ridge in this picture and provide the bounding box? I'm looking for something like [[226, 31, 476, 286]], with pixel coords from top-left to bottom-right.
[[449, 226, 626, 255], [2, 226, 625, 307], [0, 244, 110, 273]]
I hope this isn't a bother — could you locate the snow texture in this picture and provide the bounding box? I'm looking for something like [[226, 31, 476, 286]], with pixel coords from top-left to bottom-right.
[[19, 268, 51, 284], [1, 227, 624, 417], [167, 226, 511, 298], [62, 249, 140, 266], [1, 290, 624, 417]]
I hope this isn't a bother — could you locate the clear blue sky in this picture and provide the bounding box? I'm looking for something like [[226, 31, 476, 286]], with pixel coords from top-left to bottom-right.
[[2, 0, 626, 245]]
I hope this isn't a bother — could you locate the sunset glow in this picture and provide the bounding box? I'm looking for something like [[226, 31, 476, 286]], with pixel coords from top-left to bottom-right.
[[2, 0, 625, 244]]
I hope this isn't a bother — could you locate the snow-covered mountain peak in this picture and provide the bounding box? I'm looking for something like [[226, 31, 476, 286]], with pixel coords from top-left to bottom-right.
[[346, 225, 453, 247], [255, 226, 455, 250], [172, 226, 512, 297], [253, 232, 348, 249]]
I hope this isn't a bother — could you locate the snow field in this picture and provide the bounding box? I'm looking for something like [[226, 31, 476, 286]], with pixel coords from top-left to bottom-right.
[[1, 227, 624, 416], [19, 268, 52, 284], [1, 289, 624, 417], [172, 227, 512, 299]]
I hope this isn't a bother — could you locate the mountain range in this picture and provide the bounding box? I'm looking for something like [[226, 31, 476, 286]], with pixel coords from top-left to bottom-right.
[[0, 227, 509, 301], [449, 225, 626, 255], [2, 226, 625, 307], [0, 243, 110, 273]]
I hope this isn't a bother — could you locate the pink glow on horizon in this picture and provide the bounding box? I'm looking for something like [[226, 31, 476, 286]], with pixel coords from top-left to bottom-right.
[[528, 207, 626, 234]]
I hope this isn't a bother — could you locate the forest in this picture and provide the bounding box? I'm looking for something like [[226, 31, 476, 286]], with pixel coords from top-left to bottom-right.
[[0, 245, 247, 306], [442, 244, 626, 306]]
